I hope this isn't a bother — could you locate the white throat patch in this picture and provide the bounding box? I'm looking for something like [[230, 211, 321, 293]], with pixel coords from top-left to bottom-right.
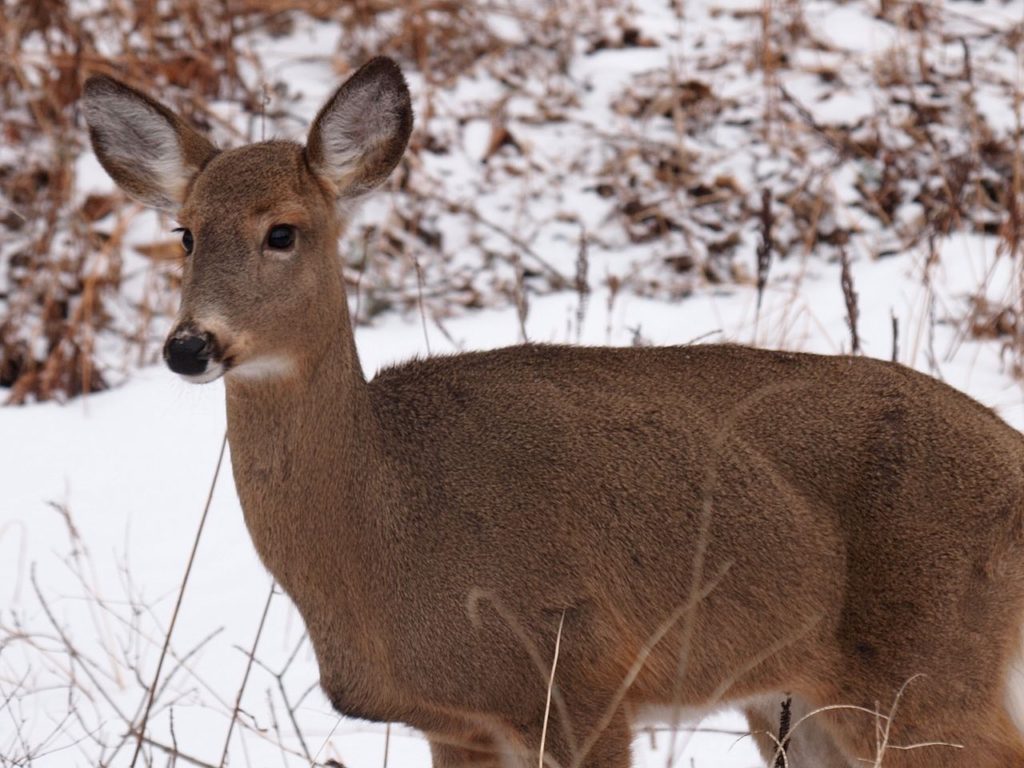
[[227, 354, 297, 382]]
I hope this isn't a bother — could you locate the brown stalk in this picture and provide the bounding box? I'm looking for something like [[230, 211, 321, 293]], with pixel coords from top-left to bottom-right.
[[839, 246, 860, 355]]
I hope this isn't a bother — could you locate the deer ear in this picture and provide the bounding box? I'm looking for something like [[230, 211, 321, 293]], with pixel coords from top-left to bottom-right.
[[82, 75, 218, 213], [305, 57, 413, 202]]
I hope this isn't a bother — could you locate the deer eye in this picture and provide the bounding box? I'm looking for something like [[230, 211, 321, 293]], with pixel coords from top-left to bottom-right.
[[173, 227, 194, 254], [266, 225, 296, 251]]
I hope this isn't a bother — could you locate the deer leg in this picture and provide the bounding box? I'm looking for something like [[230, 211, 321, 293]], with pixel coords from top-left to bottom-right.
[[428, 735, 499, 768], [536, 712, 632, 768], [428, 731, 532, 768], [820, 704, 1024, 768]]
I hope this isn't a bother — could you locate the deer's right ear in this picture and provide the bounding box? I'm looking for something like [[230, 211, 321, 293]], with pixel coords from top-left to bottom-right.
[[304, 57, 413, 203], [82, 76, 218, 213]]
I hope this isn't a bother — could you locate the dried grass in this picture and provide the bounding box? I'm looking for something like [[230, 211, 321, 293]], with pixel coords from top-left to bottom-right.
[[3, 0, 1022, 402]]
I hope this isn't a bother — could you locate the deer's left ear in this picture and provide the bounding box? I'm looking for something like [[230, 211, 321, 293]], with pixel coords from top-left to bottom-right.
[[304, 57, 413, 202], [83, 75, 218, 213]]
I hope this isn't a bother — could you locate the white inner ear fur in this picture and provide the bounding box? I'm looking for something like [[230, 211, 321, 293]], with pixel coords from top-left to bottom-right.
[[227, 354, 298, 382], [316, 89, 403, 190], [86, 95, 191, 202]]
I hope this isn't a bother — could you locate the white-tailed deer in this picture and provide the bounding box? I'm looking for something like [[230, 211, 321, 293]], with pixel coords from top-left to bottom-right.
[[83, 59, 1024, 768]]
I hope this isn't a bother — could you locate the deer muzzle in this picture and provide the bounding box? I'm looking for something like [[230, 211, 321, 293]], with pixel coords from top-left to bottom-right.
[[164, 325, 222, 382]]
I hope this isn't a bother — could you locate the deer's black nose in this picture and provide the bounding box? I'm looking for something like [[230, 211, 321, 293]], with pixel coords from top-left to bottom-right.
[[164, 333, 212, 376]]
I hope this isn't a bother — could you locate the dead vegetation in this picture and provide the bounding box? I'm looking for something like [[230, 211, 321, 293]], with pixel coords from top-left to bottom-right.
[[1, 0, 1022, 396], [0, 501, 327, 767], [0, 0, 262, 403]]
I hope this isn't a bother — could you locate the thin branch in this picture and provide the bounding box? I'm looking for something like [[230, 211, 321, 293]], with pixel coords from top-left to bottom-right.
[[538, 611, 566, 768], [220, 581, 276, 766], [130, 431, 229, 767]]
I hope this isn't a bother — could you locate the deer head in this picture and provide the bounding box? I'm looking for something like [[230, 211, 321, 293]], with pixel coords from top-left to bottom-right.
[[83, 58, 412, 383]]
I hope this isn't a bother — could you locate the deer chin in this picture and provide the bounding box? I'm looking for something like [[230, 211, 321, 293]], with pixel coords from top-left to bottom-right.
[[179, 360, 226, 384]]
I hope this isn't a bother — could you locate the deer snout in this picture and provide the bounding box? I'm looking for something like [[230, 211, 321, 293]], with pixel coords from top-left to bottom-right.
[[164, 326, 222, 382]]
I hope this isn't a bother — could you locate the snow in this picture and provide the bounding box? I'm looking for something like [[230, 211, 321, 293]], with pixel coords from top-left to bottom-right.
[[809, 5, 901, 54]]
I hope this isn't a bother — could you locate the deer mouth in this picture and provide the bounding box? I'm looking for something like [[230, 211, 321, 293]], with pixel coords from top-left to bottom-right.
[[180, 360, 227, 384]]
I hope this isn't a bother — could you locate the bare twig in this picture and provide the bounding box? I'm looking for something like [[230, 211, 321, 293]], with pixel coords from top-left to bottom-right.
[[755, 188, 774, 333], [513, 251, 530, 343], [772, 697, 791, 768], [839, 247, 860, 355], [891, 311, 899, 363], [130, 432, 229, 767], [413, 255, 432, 356], [538, 611, 566, 768], [220, 582, 276, 766], [574, 227, 590, 343]]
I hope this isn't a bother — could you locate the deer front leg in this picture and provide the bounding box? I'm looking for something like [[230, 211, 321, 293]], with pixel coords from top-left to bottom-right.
[[535, 711, 632, 768], [428, 732, 527, 768]]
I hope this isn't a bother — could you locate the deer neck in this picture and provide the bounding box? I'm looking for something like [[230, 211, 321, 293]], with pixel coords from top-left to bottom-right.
[[222, 307, 389, 609]]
